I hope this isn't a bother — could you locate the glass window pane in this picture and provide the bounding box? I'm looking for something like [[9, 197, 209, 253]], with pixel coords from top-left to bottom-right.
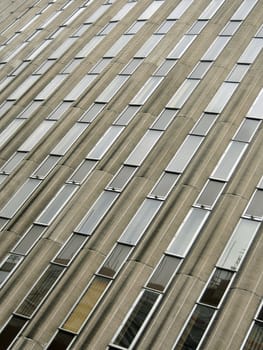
[[75, 191, 119, 235], [32, 155, 61, 179], [118, 198, 162, 245], [202, 36, 231, 61], [188, 61, 212, 79], [12, 225, 46, 255], [0, 254, 23, 285], [257, 306, 263, 321], [187, 20, 208, 34], [155, 20, 176, 34], [0, 119, 25, 148], [151, 109, 178, 130], [168, 35, 196, 59], [1, 152, 26, 174], [107, 166, 137, 191], [126, 21, 145, 35], [233, 118, 260, 142], [62, 58, 83, 74], [166, 79, 199, 109], [90, 58, 112, 74], [138, 1, 164, 20], [168, 0, 194, 20], [121, 58, 144, 75], [18, 101, 43, 119], [167, 208, 209, 257], [199, 269, 233, 307], [199, 0, 225, 19], [87, 126, 124, 160], [226, 64, 250, 82], [112, 2, 136, 21], [244, 190, 263, 219], [113, 290, 160, 348], [150, 172, 179, 199], [166, 135, 203, 173], [125, 130, 163, 166], [194, 180, 225, 209], [96, 76, 129, 103], [206, 82, 238, 113], [15, 264, 64, 318], [154, 59, 177, 76], [239, 38, 263, 64], [175, 305, 215, 350], [135, 35, 163, 58], [62, 276, 110, 333], [97, 244, 132, 278], [35, 75, 67, 100], [68, 160, 96, 184], [64, 75, 97, 101], [79, 103, 105, 123], [190, 113, 218, 136], [220, 21, 241, 36], [243, 322, 263, 350], [114, 105, 140, 125], [0, 178, 41, 219], [146, 255, 181, 292], [0, 316, 27, 349], [247, 88, 263, 119], [231, 0, 258, 20], [47, 102, 72, 120], [8, 75, 40, 100], [53, 234, 87, 266], [131, 76, 164, 105], [49, 37, 77, 59], [104, 36, 132, 58], [217, 219, 260, 271], [47, 330, 75, 350], [211, 141, 247, 181]]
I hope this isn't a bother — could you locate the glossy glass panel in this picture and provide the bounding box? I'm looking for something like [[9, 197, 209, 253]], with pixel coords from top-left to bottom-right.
[[18, 101, 43, 119], [167, 208, 209, 257], [243, 322, 263, 350], [49, 37, 77, 59], [114, 106, 140, 125], [166, 135, 203, 173], [138, 1, 164, 20], [190, 113, 218, 136], [231, 0, 258, 20], [151, 109, 178, 130], [62, 58, 83, 73], [64, 75, 97, 101], [0, 119, 25, 147], [96, 76, 129, 103], [8, 75, 40, 100], [53, 234, 87, 266], [0, 316, 27, 349], [47, 330, 75, 350], [113, 290, 160, 348], [79, 103, 105, 123], [75, 191, 119, 235], [35, 75, 67, 100], [188, 61, 212, 79], [15, 264, 64, 318], [131, 76, 164, 105], [75, 36, 104, 58], [220, 21, 241, 36], [135, 35, 163, 58], [112, 2, 137, 21], [167, 0, 194, 20], [0, 254, 23, 285], [194, 180, 225, 209], [244, 190, 263, 219], [150, 172, 179, 199], [62, 276, 110, 333], [155, 20, 176, 34], [47, 102, 72, 120], [233, 119, 260, 142], [126, 21, 145, 35], [168, 35, 196, 59], [199, 0, 225, 19], [247, 88, 263, 119], [97, 244, 132, 278], [90, 58, 112, 74], [187, 20, 207, 34], [12, 224, 46, 255], [104, 36, 132, 58], [226, 64, 250, 82], [146, 255, 181, 292], [107, 166, 137, 191], [238, 38, 263, 64], [166, 79, 199, 109], [202, 36, 231, 61], [68, 160, 96, 184], [199, 269, 233, 307], [217, 219, 260, 271], [19, 120, 55, 151], [1, 152, 26, 174], [175, 305, 215, 350], [121, 58, 144, 75], [154, 59, 177, 76], [118, 198, 162, 245], [32, 155, 61, 179]]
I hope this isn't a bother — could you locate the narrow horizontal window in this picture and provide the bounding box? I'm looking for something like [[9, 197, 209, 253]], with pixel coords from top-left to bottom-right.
[[75, 36, 104, 58], [107, 166, 137, 191], [125, 21, 145, 35], [138, 1, 164, 20], [135, 35, 163, 58], [0, 254, 23, 286], [121, 58, 144, 75], [166, 79, 199, 109], [226, 64, 250, 82], [0, 316, 27, 349], [125, 130, 163, 166], [32, 155, 61, 179], [35, 75, 68, 100], [149, 172, 180, 199], [0, 119, 25, 148], [1, 152, 27, 174], [89, 58, 112, 74], [199, 0, 225, 20], [151, 109, 178, 130], [12, 224, 46, 256], [190, 113, 218, 136], [79, 103, 105, 123], [154, 59, 177, 77], [155, 20, 176, 34], [194, 180, 225, 209], [96, 76, 129, 103], [61, 58, 83, 74], [118, 198, 162, 245], [242, 321, 263, 350], [146, 255, 181, 292], [244, 189, 263, 219], [220, 20, 241, 36], [97, 244, 132, 278], [233, 118, 260, 142], [217, 218, 260, 271], [167, 0, 194, 20], [104, 36, 132, 58], [167, 208, 209, 257], [166, 135, 203, 173], [68, 160, 97, 184], [211, 141, 247, 181], [187, 20, 207, 35], [47, 102, 72, 120], [18, 101, 43, 119], [247, 88, 263, 119], [49, 37, 77, 59], [238, 38, 263, 64], [188, 61, 212, 79], [113, 105, 140, 125], [205, 82, 239, 114], [64, 75, 97, 101], [111, 2, 137, 21], [53, 234, 87, 266], [130, 76, 164, 105], [202, 36, 231, 61], [231, 0, 258, 20], [33, 59, 55, 75], [168, 35, 196, 59], [46, 330, 75, 350], [62, 276, 110, 333], [8, 75, 40, 100]]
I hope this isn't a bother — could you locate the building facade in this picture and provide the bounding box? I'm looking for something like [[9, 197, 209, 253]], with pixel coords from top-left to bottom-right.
[[0, 0, 262, 349]]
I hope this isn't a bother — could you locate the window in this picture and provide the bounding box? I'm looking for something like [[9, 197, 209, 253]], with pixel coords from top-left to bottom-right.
[[32, 155, 61, 179], [64, 75, 97, 101], [87, 126, 124, 160], [174, 304, 215, 350], [35, 75, 68, 100], [217, 219, 260, 271], [167, 0, 194, 20], [0, 101, 14, 118], [202, 36, 231, 61], [51, 123, 89, 156], [121, 58, 144, 75], [238, 38, 263, 64], [166, 79, 199, 109], [8, 75, 40, 100], [47, 102, 72, 120], [154, 59, 177, 77], [48, 37, 77, 59], [67, 160, 96, 184], [0, 254, 23, 285], [27, 40, 51, 60], [47, 330, 75, 350], [247, 88, 263, 119], [188, 61, 212, 79], [118, 198, 162, 245], [75, 36, 104, 58], [35, 184, 78, 226], [126, 21, 145, 35], [244, 190, 263, 219], [187, 20, 208, 35], [226, 64, 250, 82], [114, 105, 140, 125], [146, 255, 181, 292], [89, 58, 112, 74], [75, 191, 119, 235], [220, 20, 241, 36], [231, 0, 258, 20], [62, 276, 110, 333], [125, 130, 163, 166], [97, 244, 132, 278], [12, 224, 46, 256], [194, 180, 225, 209], [168, 35, 196, 59], [0, 315, 27, 349], [149, 172, 179, 199], [99, 21, 118, 35], [166, 135, 203, 173], [138, 1, 164, 20], [155, 20, 176, 34], [233, 118, 260, 142], [104, 35, 132, 58], [33, 59, 55, 75], [199, 0, 225, 20], [211, 141, 247, 181], [111, 290, 160, 348], [0, 178, 41, 219], [167, 208, 209, 257], [242, 322, 263, 350], [135, 35, 163, 58], [130, 76, 164, 105], [61, 58, 83, 74], [96, 75, 129, 103], [52, 234, 87, 266], [199, 269, 233, 307], [190, 113, 218, 136], [15, 264, 65, 318], [205, 82, 238, 113], [111, 2, 137, 21], [151, 109, 178, 130], [107, 165, 137, 191], [79, 103, 105, 123], [1, 152, 26, 174], [18, 101, 43, 119]]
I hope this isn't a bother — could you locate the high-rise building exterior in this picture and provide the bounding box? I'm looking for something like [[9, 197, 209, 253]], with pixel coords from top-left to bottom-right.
[[0, 0, 262, 349]]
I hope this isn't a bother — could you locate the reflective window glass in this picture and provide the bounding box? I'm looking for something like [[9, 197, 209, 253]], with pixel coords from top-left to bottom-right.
[[62, 276, 110, 333], [247, 88, 263, 119], [75, 36, 104, 58], [217, 219, 260, 271], [199, 269, 233, 307], [202, 36, 231, 61], [226, 64, 250, 82], [125, 130, 163, 166], [12, 224, 46, 255], [151, 109, 178, 130], [112, 3, 137, 21], [154, 59, 177, 77], [242, 322, 263, 350], [166, 135, 203, 173], [168, 35, 196, 59], [233, 118, 260, 142], [0, 316, 27, 349], [15, 264, 64, 318], [64, 75, 97, 101], [231, 0, 258, 20], [118, 198, 162, 245], [121, 58, 144, 75], [97, 244, 132, 278], [68, 160, 97, 184], [89, 58, 112, 74], [149, 172, 179, 199], [0, 119, 25, 148], [49, 37, 77, 59], [211, 141, 247, 181], [126, 21, 145, 35], [79, 103, 105, 123], [167, 0, 194, 20], [61, 58, 83, 74], [194, 180, 225, 209], [114, 105, 140, 125], [146, 255, 181, 292], [190, 113, 218, 136], [47, 330, 75, 350], [187, 20, 207, 34], [47, 102, 72, 120], [104, 36, 132, 58], [113, 290, 160, 348], [155, 20, 176, 34], [1, 152, 26, 174], [238, 38, 263, 64], [167, 208, 209, 257], [8, 75, 40, 100], [220, 20, 241, 36], [107, 166, 137, 191], [138, 1, 164, 20], [188, 61, 212, 79], [32, 155, 61, 179], [35, 75, 68, 100], [135, 35, 163, 58], [0, 254, 23, 285], [53, 234, 87, 266], [205, 82, 239, 114], [17, 101, 43, 119], [166, 79, 199, 109], [244, 190, 263, 219], [99, 21, 118, 35], [199, 0, 225, 19], [131, 76, 164, 105], [96, 76, 129, 103]]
